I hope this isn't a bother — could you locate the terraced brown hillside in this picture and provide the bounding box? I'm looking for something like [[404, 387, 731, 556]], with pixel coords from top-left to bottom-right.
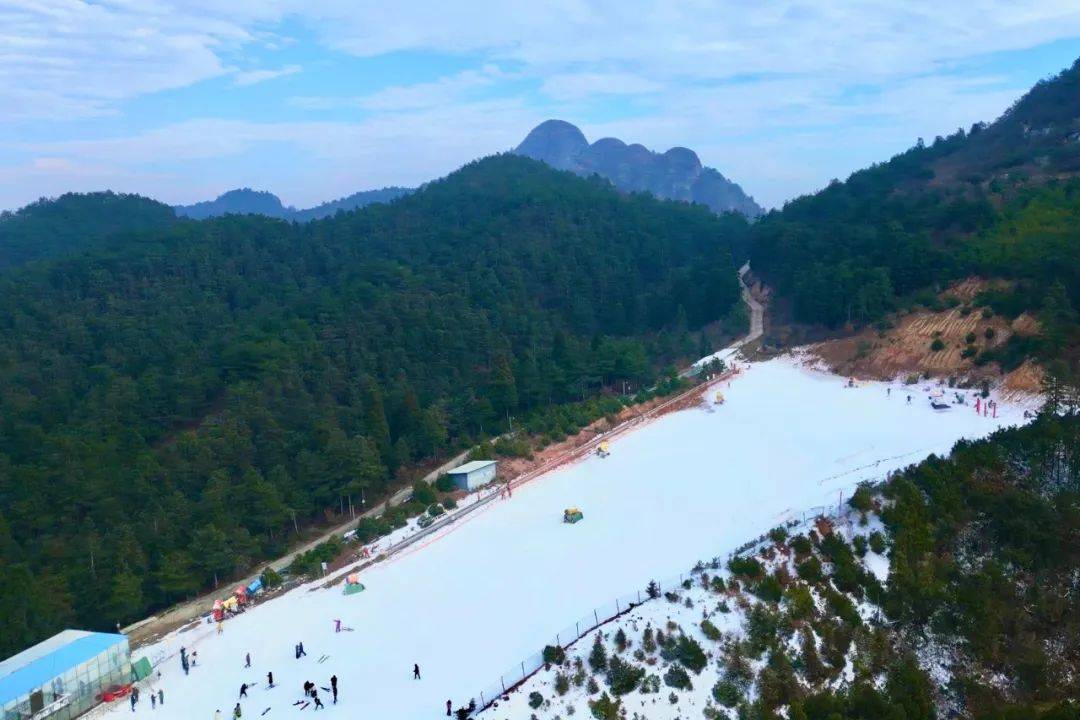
[[810, 278, 1043, 391]]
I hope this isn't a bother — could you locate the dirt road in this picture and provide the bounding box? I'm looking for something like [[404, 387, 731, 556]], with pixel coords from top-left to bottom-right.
[[123, 449, 471, 645], [125, 263, 767, 647]]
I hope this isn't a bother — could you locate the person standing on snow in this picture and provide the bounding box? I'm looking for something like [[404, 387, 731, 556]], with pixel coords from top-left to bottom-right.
[[446, 699, 452, 716], [239, 683, 248, 698], [334, 619, 341, 633], [233, 703, 242, 719], [266, 671, 274, 688], [158, 689, 164, 705], [311, 690, 324, 710], [413, 663, 421, 680], [297, 642, 307, 658], [245, 652, 251, 668], [330, 675, 337, 704], [151, 693, 156, 709], [130, 693, 136, 712]]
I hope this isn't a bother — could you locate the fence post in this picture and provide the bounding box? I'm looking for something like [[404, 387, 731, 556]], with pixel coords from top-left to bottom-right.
[[556, 633, 560, 647], [501, 677, 506, 693], [616, 599, 620, 614], [521, 662, 526, 677], [480, 692, 485, 708], [594, 609, 599, 625]]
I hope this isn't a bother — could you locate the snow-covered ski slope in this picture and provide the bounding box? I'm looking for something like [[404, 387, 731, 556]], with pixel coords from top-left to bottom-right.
[[92, 358, 1030, 720]]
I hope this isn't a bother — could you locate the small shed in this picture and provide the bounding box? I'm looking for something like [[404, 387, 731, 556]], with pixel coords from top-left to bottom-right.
[[445, 460, 498, 491]]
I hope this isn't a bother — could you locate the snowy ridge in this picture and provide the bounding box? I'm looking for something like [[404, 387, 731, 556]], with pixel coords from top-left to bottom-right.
[[492, 503, 896, 720]]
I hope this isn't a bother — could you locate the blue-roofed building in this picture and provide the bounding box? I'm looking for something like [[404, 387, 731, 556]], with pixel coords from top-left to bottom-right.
[[0, 630, 130, 720]]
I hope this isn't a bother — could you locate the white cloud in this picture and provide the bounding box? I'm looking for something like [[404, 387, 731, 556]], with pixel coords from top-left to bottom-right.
[[289, 65, 510, 112], [233, 64, 302, 86], [540, 72, 661, 101], [2, 1, 1080, 208], [8, 97, 541, 207]]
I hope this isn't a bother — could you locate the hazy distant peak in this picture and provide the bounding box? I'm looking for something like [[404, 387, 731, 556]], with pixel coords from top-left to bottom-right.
[[514, 120, 762, 218]]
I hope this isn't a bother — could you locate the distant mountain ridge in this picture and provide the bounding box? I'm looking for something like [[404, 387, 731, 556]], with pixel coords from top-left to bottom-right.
[[174, 186, 413, 221], [514, 119, 763, 218]]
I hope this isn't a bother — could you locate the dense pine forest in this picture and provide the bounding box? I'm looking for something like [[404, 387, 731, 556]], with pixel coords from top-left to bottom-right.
[[750, 59, 1080, 371], [0, 192, 177, 271], [0, 155, 748, 655]]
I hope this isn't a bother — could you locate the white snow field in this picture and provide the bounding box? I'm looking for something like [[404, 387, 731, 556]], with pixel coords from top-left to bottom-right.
[[92, 358, 1029, 720]]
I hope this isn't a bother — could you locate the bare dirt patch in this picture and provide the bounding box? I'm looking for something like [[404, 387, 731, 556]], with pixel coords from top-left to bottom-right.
[[808, 278, 1040, 383]]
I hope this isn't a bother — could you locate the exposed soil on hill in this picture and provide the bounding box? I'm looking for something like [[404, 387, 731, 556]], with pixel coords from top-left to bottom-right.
[[807, 278, 1043, 387]]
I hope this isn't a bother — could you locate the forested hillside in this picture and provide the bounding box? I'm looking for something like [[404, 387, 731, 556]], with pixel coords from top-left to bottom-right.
[[0, 155, 748, 655], [750, 59, 1080, 370], [0, 192, 177, 270]]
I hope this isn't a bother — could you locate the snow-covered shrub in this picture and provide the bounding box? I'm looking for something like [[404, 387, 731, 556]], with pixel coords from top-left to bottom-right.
[[428, 503, 445, 517], [588, 634, 607, 671], [669, 635, 707, 673], [711, 679, 741, 707], [728, 556, 763, 579], [555, 672, 570, 696], [640, 674, 660, 694], [784, 583, 815, 621], [586, 676, 599, 695], [614, 628, 628, 652], [663, 664, 692, 690], [442, 496, 458, 510], [605, 656, 645, 695], [646, 581, 660, 599], [847, 483, 874, 514], [528, 691, 543, 709], [752, 574, 783, 603], [852, 535, 868, 557], [790, 534, 812, 556], [868, 531, 886, 554], [543, 644, 566, 665], [588, 692, 621, 720], [701, 618, 722, 641], [796, 556, 823, 583], [642, 626, 656, 654]]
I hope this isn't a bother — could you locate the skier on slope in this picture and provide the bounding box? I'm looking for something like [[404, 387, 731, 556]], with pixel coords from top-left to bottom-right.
[[239, 683, 248, 698]]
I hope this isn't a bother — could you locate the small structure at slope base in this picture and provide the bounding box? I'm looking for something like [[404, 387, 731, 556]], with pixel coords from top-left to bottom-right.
[[445, 460, 498, 491]]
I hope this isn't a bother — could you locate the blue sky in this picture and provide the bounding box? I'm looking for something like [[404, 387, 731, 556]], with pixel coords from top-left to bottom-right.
[[2, 2, 1079, 211]]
